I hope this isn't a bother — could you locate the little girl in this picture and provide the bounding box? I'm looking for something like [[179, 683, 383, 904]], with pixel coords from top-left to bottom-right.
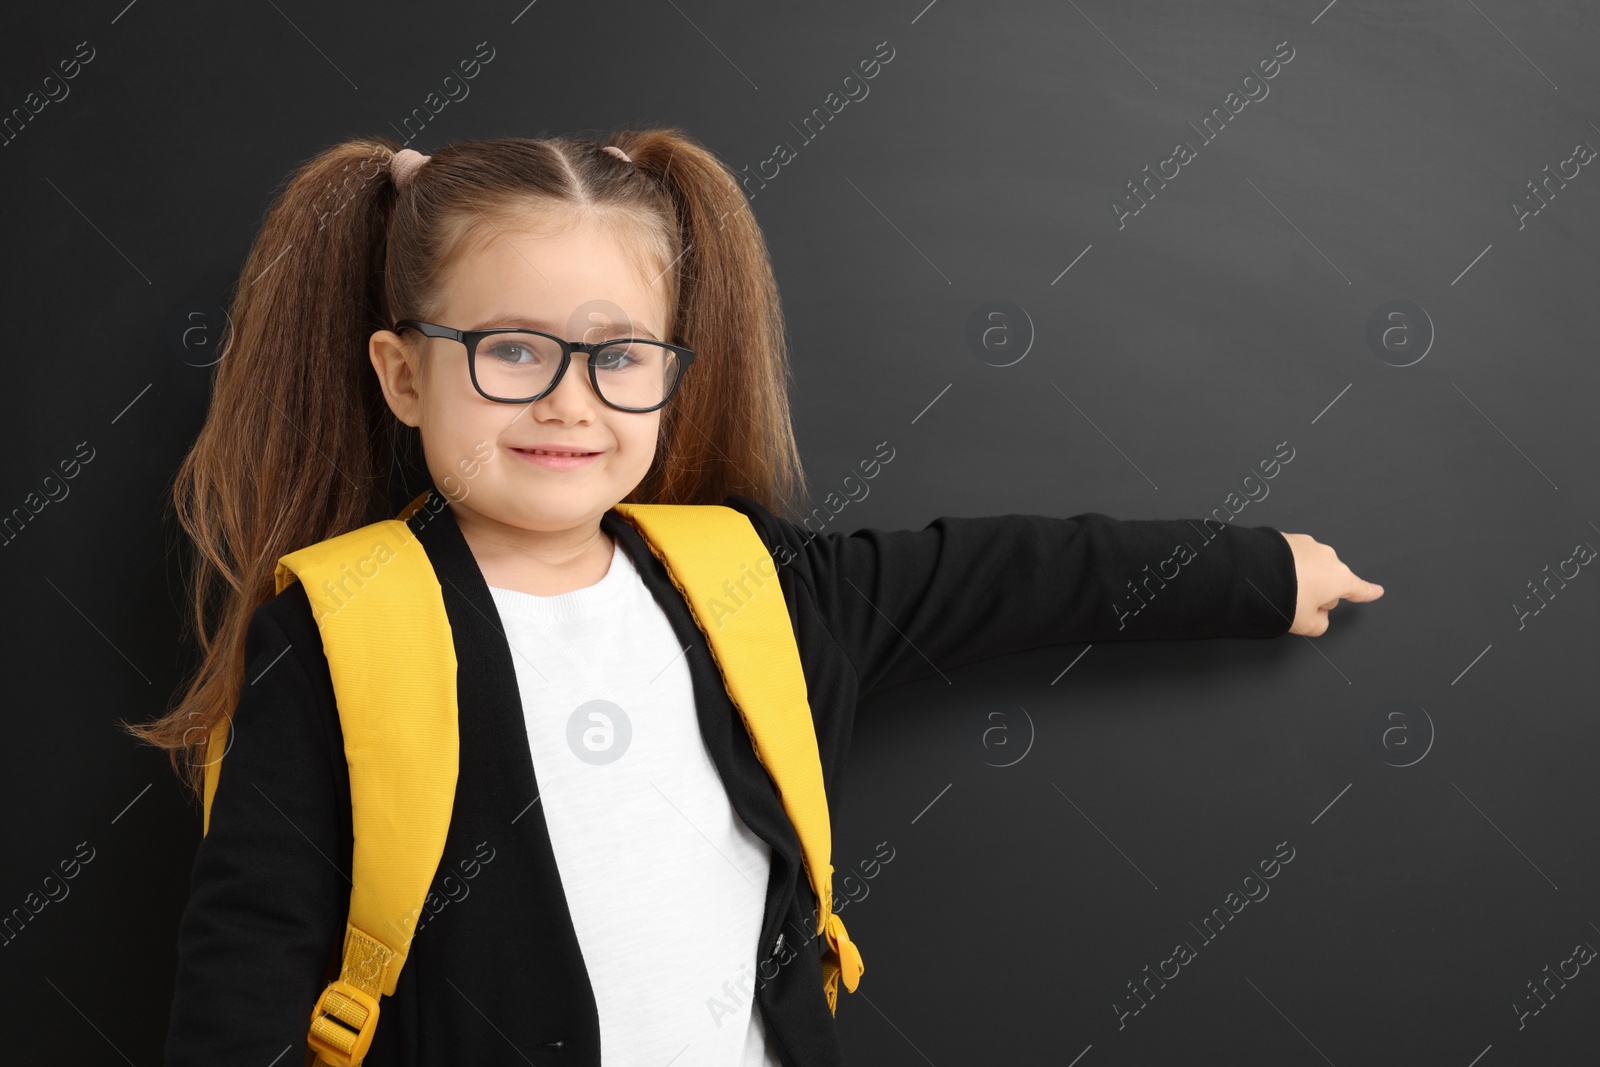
[[139, 129, 1382, 1067]]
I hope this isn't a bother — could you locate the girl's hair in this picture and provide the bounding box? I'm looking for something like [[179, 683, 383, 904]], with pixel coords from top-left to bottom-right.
[[124, 130, 808, 803]]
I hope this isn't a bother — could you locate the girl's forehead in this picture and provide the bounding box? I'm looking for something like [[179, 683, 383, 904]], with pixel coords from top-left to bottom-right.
[[437, 229, 670, 334]]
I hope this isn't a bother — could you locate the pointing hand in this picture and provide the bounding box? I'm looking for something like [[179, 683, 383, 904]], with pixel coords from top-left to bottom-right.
[[1280, 533, 1384, 637]]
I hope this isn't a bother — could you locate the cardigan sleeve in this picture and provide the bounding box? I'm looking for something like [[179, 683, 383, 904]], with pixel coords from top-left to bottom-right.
[[724, 497, 1299, 697], [164, 586, 349, 1066]]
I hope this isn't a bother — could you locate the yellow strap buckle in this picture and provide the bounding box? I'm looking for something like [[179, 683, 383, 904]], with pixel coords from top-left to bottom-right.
[[308, 979, 381, 1066], [819, 911, 865, 1015]]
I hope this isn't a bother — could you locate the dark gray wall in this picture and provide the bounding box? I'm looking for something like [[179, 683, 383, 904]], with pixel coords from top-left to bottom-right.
[[3, 0, 1597, 1062]]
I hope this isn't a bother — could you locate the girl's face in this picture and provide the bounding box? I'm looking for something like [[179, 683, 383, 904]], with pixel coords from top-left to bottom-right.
[[369, 214, 670, 545]]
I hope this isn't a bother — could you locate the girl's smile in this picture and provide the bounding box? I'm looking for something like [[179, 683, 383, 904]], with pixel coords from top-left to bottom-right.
[[509, 446, 604, 470]]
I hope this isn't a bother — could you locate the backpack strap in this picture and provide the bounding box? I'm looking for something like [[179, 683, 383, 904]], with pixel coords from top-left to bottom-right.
[[613, 502, 864, 1014], [202, 489, 458, 1067]]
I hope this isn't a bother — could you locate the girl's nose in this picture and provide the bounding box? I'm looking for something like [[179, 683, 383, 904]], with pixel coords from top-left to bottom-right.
[[536, 355, 603, 417]]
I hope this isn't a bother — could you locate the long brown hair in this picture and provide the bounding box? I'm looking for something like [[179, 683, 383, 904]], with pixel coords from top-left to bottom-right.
[[124, 130, 808, 803]]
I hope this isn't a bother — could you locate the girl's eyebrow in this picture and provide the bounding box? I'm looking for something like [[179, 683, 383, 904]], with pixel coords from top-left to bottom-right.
[[472, 312, 659, 339]]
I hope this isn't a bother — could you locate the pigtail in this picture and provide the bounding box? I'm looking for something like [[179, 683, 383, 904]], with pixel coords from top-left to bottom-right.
[[124, 137, 414, 801], [607, 128, 808, 520]]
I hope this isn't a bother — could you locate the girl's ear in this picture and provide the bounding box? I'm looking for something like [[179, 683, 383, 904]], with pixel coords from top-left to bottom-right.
[[369, 330, 424, 428]]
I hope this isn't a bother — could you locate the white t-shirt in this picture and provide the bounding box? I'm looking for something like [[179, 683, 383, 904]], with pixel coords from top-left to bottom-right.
[[488, 536, 784, 1067]]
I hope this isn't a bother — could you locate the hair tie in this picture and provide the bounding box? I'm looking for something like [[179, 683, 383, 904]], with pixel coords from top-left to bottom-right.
[[601, 145, 632, 163], [390, 148, 431, 188]]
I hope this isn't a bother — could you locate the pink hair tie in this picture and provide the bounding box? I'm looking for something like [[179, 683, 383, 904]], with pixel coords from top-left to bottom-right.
[[390, 148, 431, 188], [601, 145, 632, 163]]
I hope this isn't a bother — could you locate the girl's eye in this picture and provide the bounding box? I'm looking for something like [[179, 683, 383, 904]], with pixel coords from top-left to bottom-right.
[[594, 343, 656, 372], [594, 347, 636, 371], [484, 341, 541, 365]]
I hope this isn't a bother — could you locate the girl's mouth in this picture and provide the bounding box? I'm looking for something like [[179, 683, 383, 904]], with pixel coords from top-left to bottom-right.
[[511, 447, 602, 470]]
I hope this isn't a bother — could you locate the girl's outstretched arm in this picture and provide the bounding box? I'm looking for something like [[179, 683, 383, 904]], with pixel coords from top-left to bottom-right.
[[164, 588, 350, 1065], [728, 498, 1306, 696]]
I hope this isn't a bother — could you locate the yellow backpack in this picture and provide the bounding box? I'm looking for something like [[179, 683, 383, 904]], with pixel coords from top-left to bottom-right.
[[200, 490, 863, 1067]]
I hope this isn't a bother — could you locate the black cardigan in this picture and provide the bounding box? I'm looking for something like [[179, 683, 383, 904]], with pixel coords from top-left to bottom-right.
[[163, 488, 1298, 1066]]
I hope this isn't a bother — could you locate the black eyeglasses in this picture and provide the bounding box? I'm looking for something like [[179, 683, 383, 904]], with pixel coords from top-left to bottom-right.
[[393, 319, 696, 412]]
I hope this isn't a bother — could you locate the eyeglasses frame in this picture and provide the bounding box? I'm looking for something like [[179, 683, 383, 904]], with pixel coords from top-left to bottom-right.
[[392, 319, 696, 413]]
